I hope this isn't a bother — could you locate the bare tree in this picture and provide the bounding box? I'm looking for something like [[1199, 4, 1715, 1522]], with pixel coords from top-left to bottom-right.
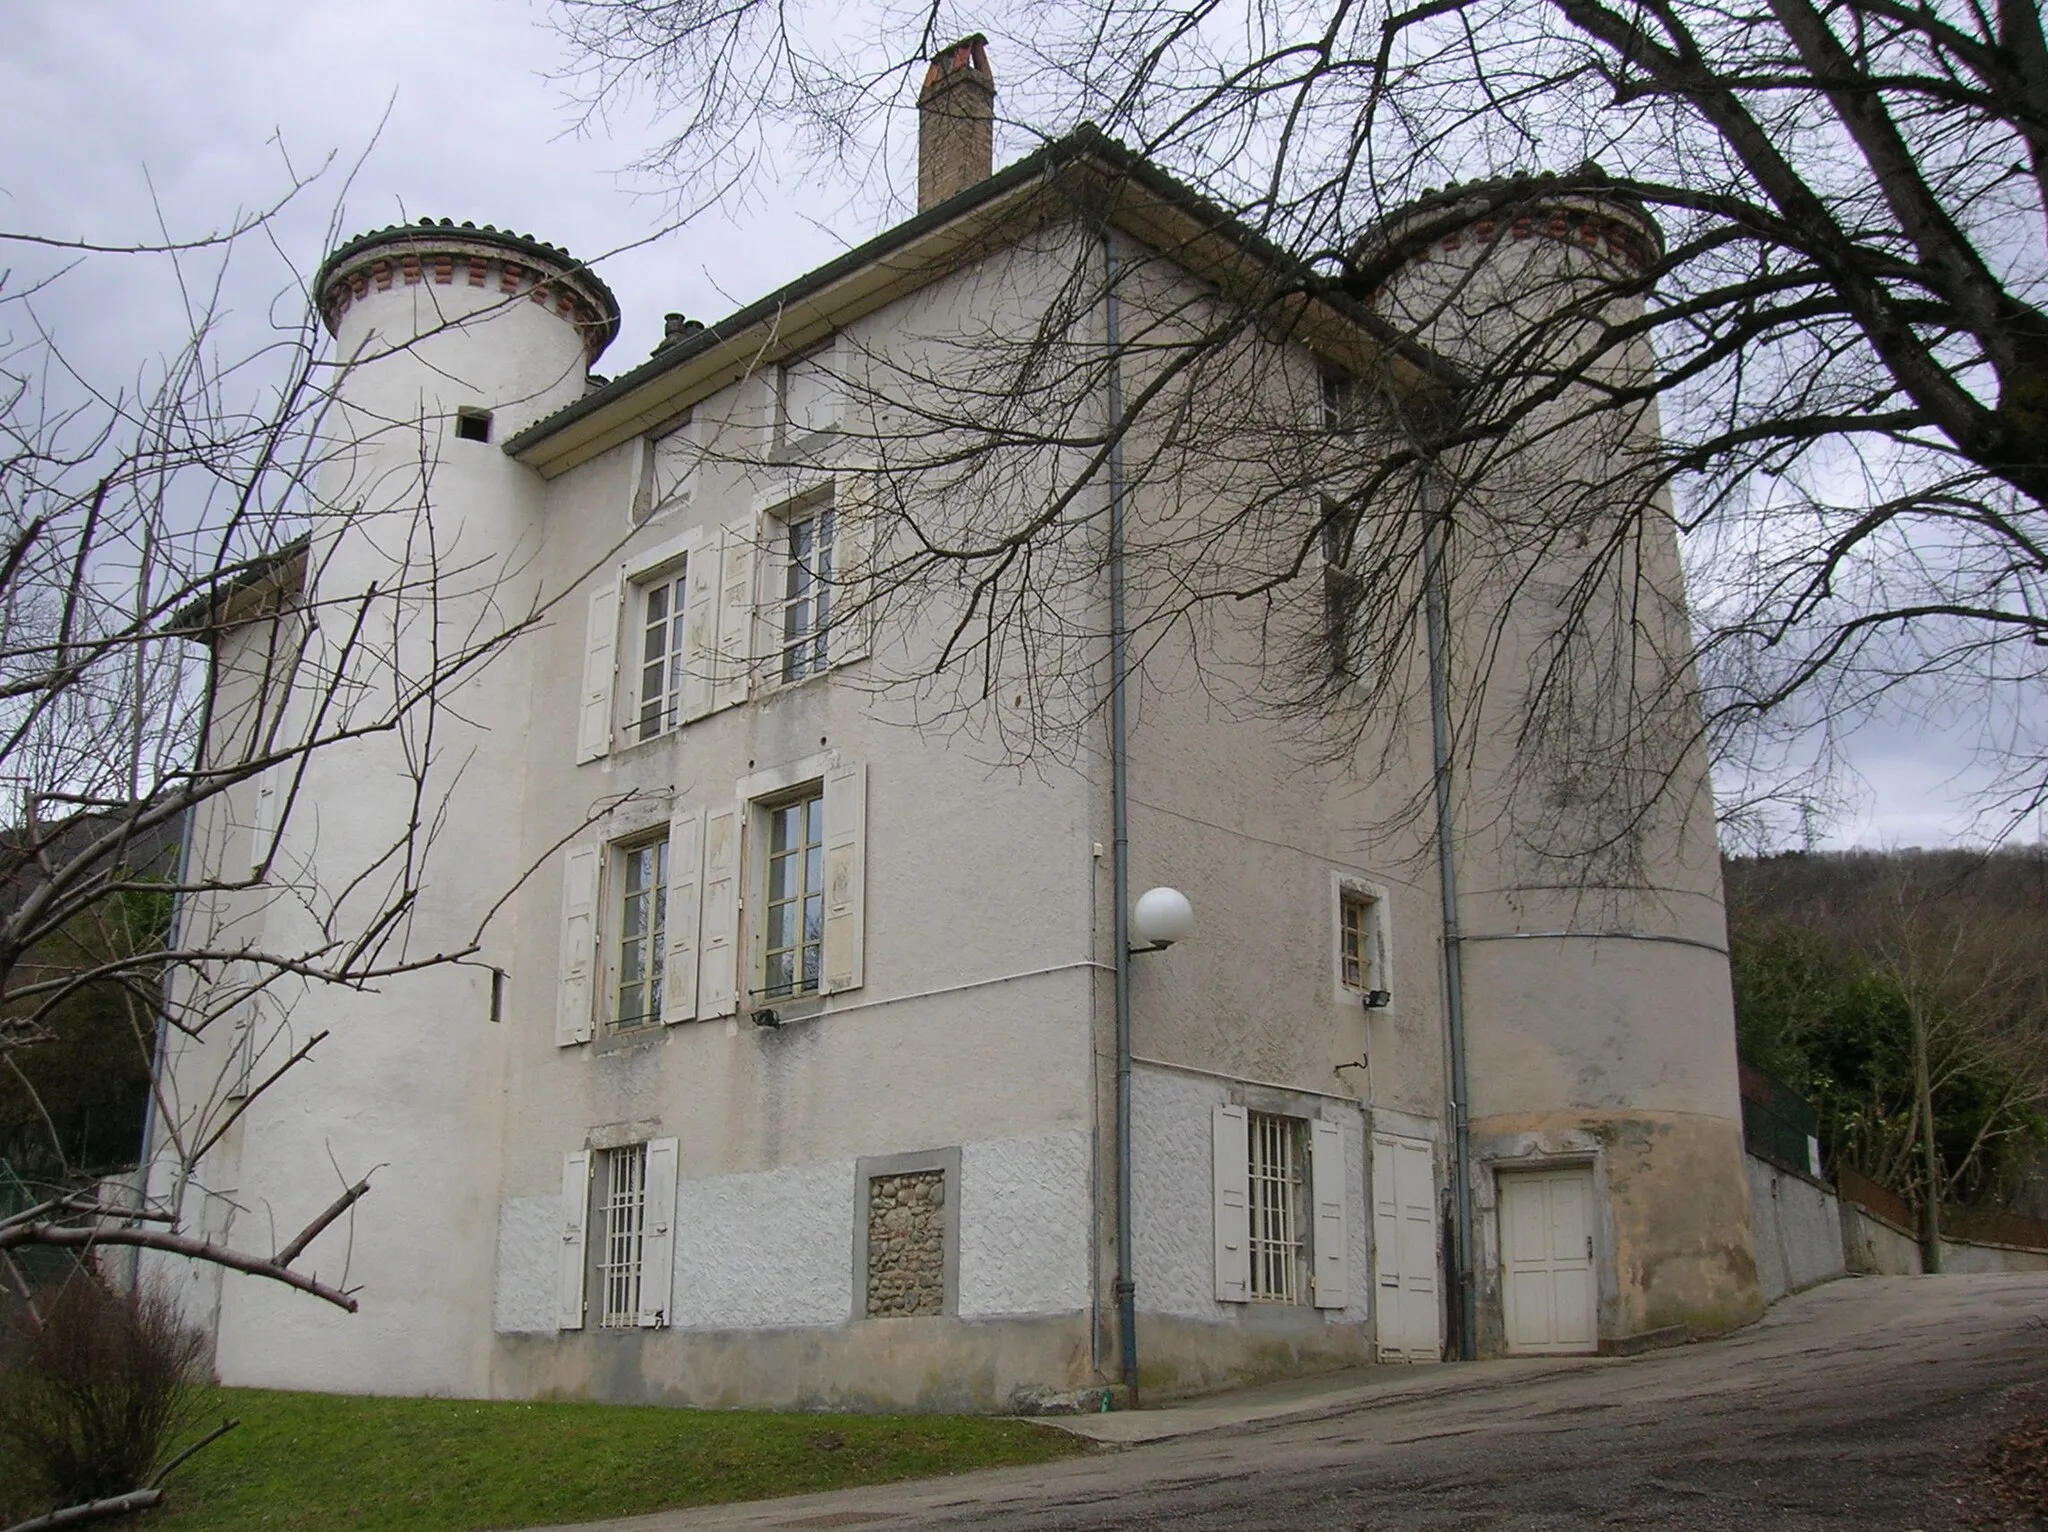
[[0, 175, 588, 1316], [553, 0, 2048, 841]]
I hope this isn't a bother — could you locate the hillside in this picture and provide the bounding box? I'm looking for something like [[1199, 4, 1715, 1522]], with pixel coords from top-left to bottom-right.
[[1722, 846, 2048, 1211]]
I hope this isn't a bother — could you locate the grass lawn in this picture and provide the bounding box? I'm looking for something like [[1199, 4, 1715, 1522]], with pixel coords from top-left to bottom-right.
[[5, 1387, 1091, 1532]]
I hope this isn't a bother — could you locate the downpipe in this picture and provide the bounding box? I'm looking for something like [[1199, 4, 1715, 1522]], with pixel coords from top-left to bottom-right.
[[1422, 472, 1478, 1361], [1104, 229, 1140, 1402]]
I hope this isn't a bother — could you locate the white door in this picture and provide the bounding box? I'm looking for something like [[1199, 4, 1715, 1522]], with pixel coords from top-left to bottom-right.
[[1499, 1167, 1598, 1354], [1371, 1133, 1443, 1361]]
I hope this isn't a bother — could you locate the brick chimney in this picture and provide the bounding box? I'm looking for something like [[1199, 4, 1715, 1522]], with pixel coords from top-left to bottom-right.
[[917, 35, 995, 211]]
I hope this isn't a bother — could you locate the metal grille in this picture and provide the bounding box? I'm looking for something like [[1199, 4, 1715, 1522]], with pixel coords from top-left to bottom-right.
[[615, 840, 668, 1029], [636, 569, 688, 740], [763, 790, 825, 998], [598, 1144, 647, 1328], [779, 508, 836, 682], [1248, 1111, 1306, 1303]]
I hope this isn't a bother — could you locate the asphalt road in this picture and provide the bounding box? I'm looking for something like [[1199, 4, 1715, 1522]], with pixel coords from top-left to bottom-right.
[[559, 1273, 2048, 1532]]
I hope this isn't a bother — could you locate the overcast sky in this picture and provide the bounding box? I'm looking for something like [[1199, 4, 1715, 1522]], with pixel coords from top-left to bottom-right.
[[0, 1, 2010, 850]]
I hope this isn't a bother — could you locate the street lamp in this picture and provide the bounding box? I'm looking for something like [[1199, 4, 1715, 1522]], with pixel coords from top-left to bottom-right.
[[1129, 886, 1194, 953]]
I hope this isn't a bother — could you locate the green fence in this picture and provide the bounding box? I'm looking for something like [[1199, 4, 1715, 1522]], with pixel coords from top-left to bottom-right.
[[1739, 1064, 1823, 1179]]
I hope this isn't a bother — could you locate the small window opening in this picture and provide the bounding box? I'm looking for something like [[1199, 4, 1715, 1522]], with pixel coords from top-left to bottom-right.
[[455, 409, 493, 443]]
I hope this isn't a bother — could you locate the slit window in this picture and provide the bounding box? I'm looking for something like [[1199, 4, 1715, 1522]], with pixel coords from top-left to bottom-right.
[[614, 838, 668, 1030], [1248, 1111, 1308, 1303], [762, 787, 825, 1000], [778, 506, 836, 683], [635, 565, 689, 741], [596, 1143, 647, 1328]]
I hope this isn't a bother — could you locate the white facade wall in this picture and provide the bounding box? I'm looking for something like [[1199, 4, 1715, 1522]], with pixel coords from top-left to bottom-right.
[[162, 169, 1755, 1408]]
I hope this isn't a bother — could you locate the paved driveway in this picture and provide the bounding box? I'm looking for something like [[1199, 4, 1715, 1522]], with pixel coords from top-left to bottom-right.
[[548, 1273, 2048, 1531]]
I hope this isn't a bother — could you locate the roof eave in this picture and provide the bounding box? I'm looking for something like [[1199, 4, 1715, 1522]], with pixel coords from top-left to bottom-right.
[[505, 130, 1453, 479]]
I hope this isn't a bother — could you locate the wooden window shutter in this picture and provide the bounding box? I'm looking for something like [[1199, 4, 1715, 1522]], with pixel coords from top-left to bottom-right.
[[1310, 1117, 1349, 1308], [696, 803, 741, 1017], [576, 580, 621, 763], [829, 477, 873, 666], [1213, 1103, 1250, 1303], [557, 1150, 591, 1330], [713, 515, 756, 712], [661, 806, 702, 1025], [555, 846, 599, 1046], [679, 543, 720, 723], [637, 1137, 679, 1327], [821, 761, 867, 994]]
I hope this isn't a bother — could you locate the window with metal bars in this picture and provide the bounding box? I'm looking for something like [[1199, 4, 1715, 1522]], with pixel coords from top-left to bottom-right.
[[597, 1143, 647, 1327], [1247, 1111, 1309, 1303], [778, 507, 835, 683], [634, 566, 688, 741], [761, 788, 824, 999], [614, 839, 667, 1029]]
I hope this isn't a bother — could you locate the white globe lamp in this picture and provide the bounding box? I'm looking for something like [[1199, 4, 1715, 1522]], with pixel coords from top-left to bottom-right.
[[1131, 886, 1195, 950]]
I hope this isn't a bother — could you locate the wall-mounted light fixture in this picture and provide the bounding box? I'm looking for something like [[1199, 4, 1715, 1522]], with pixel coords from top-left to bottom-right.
[[750, 1007, 783, 1029], [1362, 988, 1392, 1011], [1129, 886, 1194, 955]]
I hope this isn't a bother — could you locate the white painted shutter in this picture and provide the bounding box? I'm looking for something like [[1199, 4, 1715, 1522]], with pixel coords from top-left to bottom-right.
[[1213, 1103, 1250, 1303], [557, 1150, 591, 1330], [661, 806, 701, 1024], [829, 476, 873, 666], [821, 761, 866, 994], [555, 845, 599, 1046], [1394, 1138, 1442, 1357], [637, 1137, 679, 1328], [1310, 1117, 1349, 1308], [697, 803, 741, 1017], [249, 770, 280, 872], [679, 543, 720, 723], [576, 580, 621, 762], [713, 515, 756, 711]]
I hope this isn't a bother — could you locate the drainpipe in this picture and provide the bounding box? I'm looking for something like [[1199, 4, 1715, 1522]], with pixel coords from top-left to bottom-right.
[[1421, 472, 1477, 1361], [137, 800, 199, 1196], [1104, 229, 1140, 1403]]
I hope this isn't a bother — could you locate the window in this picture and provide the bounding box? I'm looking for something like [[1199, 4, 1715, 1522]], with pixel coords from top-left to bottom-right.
[[777, 505, 835, 683], [1320, 370, 1358, 432], [1337, 883, 1390, 1002], [613, 838, 668, 1030], [558, 1139, 678, 1331], [780, 348, 840, 439], [596, 1144, 647, 1328], [1214, 1104, 1348, 1308], [1247, 1111, 1309, 1303], [761, 787, 825, 1000], [455, 408, 492, 443], [1321, 498, 1364, 672], [1340, 891, 1376, 990], [633, 565, 689, 741]]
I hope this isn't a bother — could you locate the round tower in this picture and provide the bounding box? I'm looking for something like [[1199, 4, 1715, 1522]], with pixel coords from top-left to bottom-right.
[[204, 221, 619, 1395], [1365, 176, 1761, 1353]]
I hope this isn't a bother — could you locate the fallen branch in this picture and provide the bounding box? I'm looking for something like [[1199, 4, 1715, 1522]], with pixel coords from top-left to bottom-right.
[[1, 1489, 162, 1532]]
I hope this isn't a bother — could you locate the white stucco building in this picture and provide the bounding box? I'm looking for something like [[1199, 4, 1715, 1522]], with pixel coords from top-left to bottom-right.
[[152, 40, 1762, 1410]]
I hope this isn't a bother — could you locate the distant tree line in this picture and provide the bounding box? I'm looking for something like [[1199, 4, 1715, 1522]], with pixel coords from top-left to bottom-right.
[[1726, 846, 2048, 1211]]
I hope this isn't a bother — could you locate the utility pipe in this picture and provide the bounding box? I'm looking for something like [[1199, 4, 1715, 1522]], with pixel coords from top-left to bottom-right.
[[1104, 229, 1140, 1402], [1421, 472, 1478, 1361]]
